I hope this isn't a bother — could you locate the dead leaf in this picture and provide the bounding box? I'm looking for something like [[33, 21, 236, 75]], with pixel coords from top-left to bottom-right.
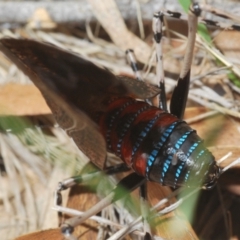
[[0, 83, 51, 115], [15, 228, 63, 240]]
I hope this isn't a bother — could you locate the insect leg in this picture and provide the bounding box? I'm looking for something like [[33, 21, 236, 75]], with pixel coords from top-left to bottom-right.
[[152, 11, 167, 111], [139, 183, 152, 239], [60, 173, 145, 239], [126, 49, 144, 82], [54, 163, 130, 224], [125, 49, 153, 106], [199, 3, 240, 29], [170, 3, 201, 119]]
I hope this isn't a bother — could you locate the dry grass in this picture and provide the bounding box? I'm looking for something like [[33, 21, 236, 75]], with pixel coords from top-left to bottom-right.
[[0, 1, 240, 240]]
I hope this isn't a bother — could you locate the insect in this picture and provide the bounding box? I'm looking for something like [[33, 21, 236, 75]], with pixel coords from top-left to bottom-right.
[[0, 2, 239, 240]]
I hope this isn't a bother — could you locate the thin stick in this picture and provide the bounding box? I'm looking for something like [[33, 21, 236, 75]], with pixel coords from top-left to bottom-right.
[[221, 158, 240, 173], [134, 0, 145, 39], [216, 152, 232, 165], [200, 3, 240, 23], [185, 110, 218, 125]]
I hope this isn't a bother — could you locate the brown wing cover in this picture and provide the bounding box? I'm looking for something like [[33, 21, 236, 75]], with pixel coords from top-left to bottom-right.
[[0, 38, 159, 169], [0, 38, 107, 169]]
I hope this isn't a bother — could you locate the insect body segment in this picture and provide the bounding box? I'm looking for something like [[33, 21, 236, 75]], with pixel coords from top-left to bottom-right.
[[99, 96, 218, 188], [0, 38, 220, 189]]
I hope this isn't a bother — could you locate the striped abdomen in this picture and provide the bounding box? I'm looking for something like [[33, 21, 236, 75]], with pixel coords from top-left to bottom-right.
[[99, 97, 218, 188]]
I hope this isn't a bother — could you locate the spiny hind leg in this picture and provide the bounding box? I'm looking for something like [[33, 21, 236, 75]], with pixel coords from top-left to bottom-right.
[[54, 163, 130, 226], [59, 172, 145, 240]]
